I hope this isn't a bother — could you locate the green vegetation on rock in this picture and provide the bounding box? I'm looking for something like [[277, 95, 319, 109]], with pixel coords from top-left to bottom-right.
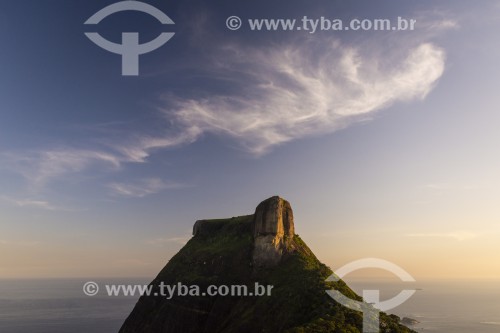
[[120, 200, 416, 333]]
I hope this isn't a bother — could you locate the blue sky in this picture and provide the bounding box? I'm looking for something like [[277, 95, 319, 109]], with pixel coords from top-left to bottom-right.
[[1, 0, 500, 278]]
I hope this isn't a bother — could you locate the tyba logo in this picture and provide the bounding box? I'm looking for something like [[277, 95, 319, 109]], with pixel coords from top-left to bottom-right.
[[84, 1, 175, 76], [326, 258, 416, 333]]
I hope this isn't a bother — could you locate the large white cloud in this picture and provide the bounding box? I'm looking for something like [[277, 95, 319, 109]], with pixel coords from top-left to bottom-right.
[[162, 41, 445, 155], [1, 37, 446, 197]]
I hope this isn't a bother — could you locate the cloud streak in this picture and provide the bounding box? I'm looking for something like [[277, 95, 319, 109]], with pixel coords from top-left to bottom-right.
[[2, 149, 121, 188], [1, 35, 446, 195], [0, 195, 60, 211], [147, 236, 191, 246], [108, 178, 189, 198], [11, 199, 57, 210], [160, 41, 445, 154]]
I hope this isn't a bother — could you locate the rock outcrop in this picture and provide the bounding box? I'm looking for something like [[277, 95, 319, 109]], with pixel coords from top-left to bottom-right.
[[119, 196, 416, 333], [253, 196, 294, 238], [193, 219, 209, 236], [252, 196, 295, 267], [192, 196, 295, 267]]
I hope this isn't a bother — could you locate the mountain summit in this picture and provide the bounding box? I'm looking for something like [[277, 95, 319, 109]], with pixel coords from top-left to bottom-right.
[[120, 196, 415, 333]]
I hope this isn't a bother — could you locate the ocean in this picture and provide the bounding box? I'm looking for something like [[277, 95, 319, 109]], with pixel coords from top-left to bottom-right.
[[0, 278, 499, 332], [347, 279, 500, 333], [0, 278, 145, 333]]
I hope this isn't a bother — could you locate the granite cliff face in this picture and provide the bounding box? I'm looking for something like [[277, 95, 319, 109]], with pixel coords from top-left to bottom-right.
[[119, 196, 416, 333], [253, 196, 295, 267], [194, 196, 294, 267]]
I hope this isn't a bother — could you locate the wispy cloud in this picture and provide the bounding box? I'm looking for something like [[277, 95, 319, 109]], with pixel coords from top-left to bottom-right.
[[406, 231, 479, 241], [158, 41, 445, 155], [415, 13, 460, 33], [147, 236, 191, 246], [12, 199, 57, 210], [1, 27, 448, 193], [430, 19, 459, 30], [109, 128, 202, 163], [108, 178, 189, 198], [417, 16, 460, 31], [2, 149, 121, 188], [0, 195, 61, 211]]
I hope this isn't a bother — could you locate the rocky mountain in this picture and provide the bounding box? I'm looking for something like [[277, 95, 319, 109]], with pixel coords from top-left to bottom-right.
[[119, 196, 415, 333]]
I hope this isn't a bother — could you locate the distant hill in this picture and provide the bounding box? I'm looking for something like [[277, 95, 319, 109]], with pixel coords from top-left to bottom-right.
[[120, 196, 415, 333]]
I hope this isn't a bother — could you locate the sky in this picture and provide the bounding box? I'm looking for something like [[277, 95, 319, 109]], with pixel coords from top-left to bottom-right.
[[1, 0, 500, 279]]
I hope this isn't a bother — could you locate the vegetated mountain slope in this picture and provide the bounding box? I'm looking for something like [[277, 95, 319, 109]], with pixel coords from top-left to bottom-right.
[[120, 198, 415, 333]]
